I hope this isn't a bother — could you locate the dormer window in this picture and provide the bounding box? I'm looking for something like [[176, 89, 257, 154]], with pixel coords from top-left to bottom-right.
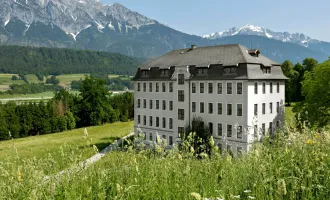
[[248, 49, 260, 57], [141, 70, 150, 77], [197, 68, 208, 75], [224, 67, 237, 75], [262, 66, 271, 74], [161, 69, 169, 76]]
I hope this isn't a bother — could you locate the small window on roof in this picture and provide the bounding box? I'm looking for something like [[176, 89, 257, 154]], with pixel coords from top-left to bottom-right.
[[262, 66, 271, 74], [141, 70, 150, 76], [197, 68, 208, 75], [224, 67, 237, 75], [161, 69, 169, 76]]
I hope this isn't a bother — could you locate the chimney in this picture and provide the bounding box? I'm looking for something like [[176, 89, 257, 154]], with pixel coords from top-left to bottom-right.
[[190, 44, 197, 50]]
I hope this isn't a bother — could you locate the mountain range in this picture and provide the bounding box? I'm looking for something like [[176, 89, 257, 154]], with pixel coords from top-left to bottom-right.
[[0, 0, 329, 64]]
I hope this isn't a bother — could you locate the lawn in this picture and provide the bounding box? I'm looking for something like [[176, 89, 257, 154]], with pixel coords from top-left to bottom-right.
[[285, 103, 296, 126], [0, 121, 134, 161]]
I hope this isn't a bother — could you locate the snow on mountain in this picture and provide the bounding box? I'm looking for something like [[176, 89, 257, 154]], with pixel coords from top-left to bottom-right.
[[202, 24, 314, 47]]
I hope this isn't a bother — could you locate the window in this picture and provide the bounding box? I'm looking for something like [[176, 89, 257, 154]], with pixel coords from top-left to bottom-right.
[[218, 103, 222, 115], [169, 136, 173, 145], [169, 82, 173, 92], [143, 83, 146, 92], [254, 82, 258, 94], [254, 104, 258, 116], [276, 102, 279, 113], [156, 117, 159, 127], [192, 83, 196, 93], [277, 82, 280, 93], [237, 146, 243, 155], [200, 102, 204, 113], [224, 67, 236, 74], [162, 135, 166, 140], [208, 83, 213, 94], [162, 100, 166, 110], [237, 104, 242, 116], [156, 83, 159, 92], [149, 82, 152, 92], [149, 100, 153, 109], [227, 125, 232, 137], [178, 127, 184, 136], [142, 70, 150, 76], [218, 143, 222, 152], [254, 125, 258, 136], [276, 120, 279, 128], [178, 74, 184, 85], [198, 68, 208, 75], [156, 100, 159, 109], [217, 123, 222, 136], [178, 90, 184, 102], [169, 118, 173, 129], [227, 82, 232, 94], [169, 101, 173, 111], [237, 82, 243, 94], [200, 83, 204, 93], [137, 82, 140, 91], [208, 103, 213, 114], [262, 103, 265, 115], [143, 115, 146, 125], [217, 82, 223, 94], [162, 117, 166, 128], [137, 99, 141, 108], [262, 123, 265, 135], [143, 99, 146, 108], [149, 133, 153, 141], [262, 82, 266, 94], [227, 104, 232, 115], [149, 116, 153, 126], [270, 82, 273, 93], [178, 109, 184, 120], [270, 103, 273, 114], [269, 122, 273, 134], [192, 102, 196, 113], [262, 67, 271, 74], [161, 69, 169, 76], [227, 145, 232, 153], [237, 126, 243, 139], [137, 115, 140, 124], [162, 82, 166, 92], [209, 123, 213, 134], [143, 132, 146, 140]]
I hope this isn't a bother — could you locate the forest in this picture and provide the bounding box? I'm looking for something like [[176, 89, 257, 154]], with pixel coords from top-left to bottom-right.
[[0, 45, 143, 75], [0, 77, 134, 140]]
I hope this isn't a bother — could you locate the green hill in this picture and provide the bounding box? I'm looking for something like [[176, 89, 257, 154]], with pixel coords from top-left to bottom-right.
[[0, 45, 144, 75]]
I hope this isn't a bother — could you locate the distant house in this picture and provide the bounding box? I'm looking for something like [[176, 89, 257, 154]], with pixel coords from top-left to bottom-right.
[[133, 44, 287, 154]]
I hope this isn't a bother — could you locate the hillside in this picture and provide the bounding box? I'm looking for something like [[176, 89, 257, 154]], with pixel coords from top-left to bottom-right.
[[0, 45, 143, 75]]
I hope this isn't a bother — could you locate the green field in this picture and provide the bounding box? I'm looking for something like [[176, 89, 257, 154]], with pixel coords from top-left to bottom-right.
[[0, 74, 25, 87], [25, 74, 42, 84], [57, 74, 87, 87], [0, 121, 133, 161]]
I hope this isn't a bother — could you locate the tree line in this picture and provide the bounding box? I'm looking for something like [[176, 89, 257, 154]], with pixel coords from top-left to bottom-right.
[[282, 57, 330, 129], [0, 77, 134, 141], [0, 45, 143, 75]]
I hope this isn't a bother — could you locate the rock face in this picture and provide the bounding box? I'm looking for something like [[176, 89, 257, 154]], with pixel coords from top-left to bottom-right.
[[0, 0, 328, 64]]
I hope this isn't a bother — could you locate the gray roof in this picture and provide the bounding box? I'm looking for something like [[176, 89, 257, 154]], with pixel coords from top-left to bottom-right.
[[140, 44, 280, 69]]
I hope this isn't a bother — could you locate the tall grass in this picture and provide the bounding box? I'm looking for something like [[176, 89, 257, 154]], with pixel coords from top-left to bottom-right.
[[1, 128, 330, 199]]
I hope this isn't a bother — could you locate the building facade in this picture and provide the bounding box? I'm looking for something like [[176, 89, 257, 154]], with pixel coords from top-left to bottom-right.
[[133, 44, 287, 153]]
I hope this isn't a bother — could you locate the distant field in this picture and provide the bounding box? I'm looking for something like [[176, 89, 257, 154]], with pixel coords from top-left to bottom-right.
[[0, 91, 80, 103], [25, 74, 42, 84], [0, 121, 134, 162], [0, 74, 25, 87], [57, 74, 87, 87], [285, 103, 295, 126]]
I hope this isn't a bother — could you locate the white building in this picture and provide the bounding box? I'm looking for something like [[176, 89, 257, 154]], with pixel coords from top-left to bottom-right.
[[133, 44, 287, 153]]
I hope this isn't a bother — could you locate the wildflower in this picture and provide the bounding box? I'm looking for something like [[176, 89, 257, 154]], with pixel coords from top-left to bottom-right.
[[244, 190, 251, 193], [190, 146, 195, 154], [17, 171, 23, 182], [233, 195, 240, 199], [277, 179, 287, 196], [248, 196, 256, 199], [209, 136, 215, 147], [306, 139, 314, 144], [313, 133, 319, 139], [190, 192, 201, 200], [84, 128, 88, 137]]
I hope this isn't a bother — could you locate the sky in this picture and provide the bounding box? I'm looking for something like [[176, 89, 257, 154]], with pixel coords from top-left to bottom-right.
[[101, 0, 330, 41]]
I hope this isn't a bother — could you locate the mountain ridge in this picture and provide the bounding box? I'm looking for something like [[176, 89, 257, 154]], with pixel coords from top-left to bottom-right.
[[0, 0, 328, 64]]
